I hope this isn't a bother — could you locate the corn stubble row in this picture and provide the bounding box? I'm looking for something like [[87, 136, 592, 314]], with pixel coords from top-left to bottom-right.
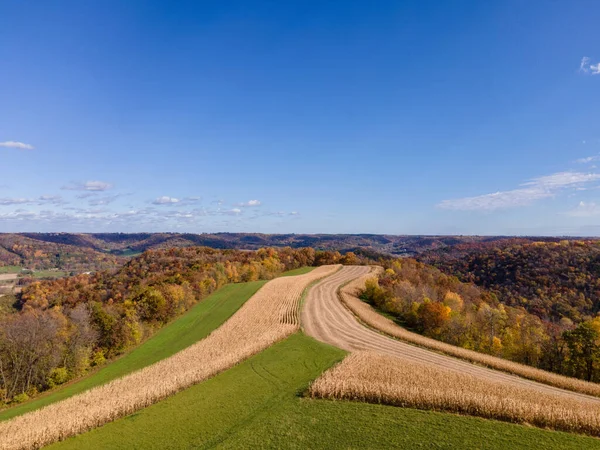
[[340, 270, 600, 398], [0, 265, 340, 450], [309, 351, 600, 436]]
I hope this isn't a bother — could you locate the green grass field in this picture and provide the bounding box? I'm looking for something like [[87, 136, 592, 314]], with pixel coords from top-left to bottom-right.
[[0, 266, 22, 274], [50, 333, 600, 450], [0, 280, 266, 421], [31, 270, 71, 279], [279, 266, 315, 277]]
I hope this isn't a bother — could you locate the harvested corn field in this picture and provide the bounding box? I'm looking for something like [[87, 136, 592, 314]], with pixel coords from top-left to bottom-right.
[[301, 266, 600, 404], [341, 271, 600, 398], [0, 265, 339, 450], [309, 351, 600, 437]]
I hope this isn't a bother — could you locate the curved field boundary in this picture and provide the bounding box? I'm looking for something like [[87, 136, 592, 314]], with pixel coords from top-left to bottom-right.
[[301, 266, 600, 403], [310, 351, 600, 437], [0, 280, 267, 422], [48, 334, 600, 450], [0, 265, 339, 450], [340, 267, 600, 398]]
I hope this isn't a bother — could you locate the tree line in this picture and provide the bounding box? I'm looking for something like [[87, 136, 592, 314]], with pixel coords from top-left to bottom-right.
[[361, 257, 600, 382]]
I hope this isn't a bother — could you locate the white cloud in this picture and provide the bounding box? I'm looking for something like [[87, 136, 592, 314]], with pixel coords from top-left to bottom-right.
[[88, 195, 122, 206], [580, 56, 591, 72], [237, 199, 262, 207], [579, 56, 600, 75], [523, 171, 600, 189], [0, 198, 35, 206], [438, 171, 600, 211], [0, 141, 34, 150], [38, 195, 65, 205], [152, 196, 180, 205], [0, 196, 68, 206], [0, 201, 302, 231], [566, 201, 600, 217], [62, 181, 113, 191], [576, 155, 600, 164], [173, 197, 202, 207], [76, 192, 98, 199]]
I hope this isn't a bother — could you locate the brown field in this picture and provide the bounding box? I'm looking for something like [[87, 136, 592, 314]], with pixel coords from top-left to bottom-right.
[[0, 274, 17, 295], [0, 274, 18, 282], [0, 265, 340, 450], [309, 351, 600, 437], [302, 266, 600, 406], [340, 269, 600, 398]]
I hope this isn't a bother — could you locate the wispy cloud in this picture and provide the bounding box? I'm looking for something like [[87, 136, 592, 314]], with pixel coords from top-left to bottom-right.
[[0, 141, 34, 150], [151, 196, 202, 206], [88, 194, 124, 206], [172, 197, 202, 207], [438, 171, 600, 211], [580, 57, 591, 72], [0, 198, 35, 206], [237, 199, 262, 207], [62, 181, 113, 191], [76, 192, 98, 199], [152, 196, 180, 205], [38, 195, 65, 205], [580, 56, 600, 75], [566, 201, 600, 217], [0, 196, 66, 206], [576, 155, 600, 164], [0, 202, 301, 231]]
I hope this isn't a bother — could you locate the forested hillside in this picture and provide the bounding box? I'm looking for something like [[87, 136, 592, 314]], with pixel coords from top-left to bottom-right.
[[363, 254, 600, 383], [12, 232, 550, 257], [0, 234, 123, 272], [418, 240, 600, 322]]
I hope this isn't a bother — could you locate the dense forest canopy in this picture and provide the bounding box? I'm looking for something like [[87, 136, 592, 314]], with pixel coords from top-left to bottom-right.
[[360, 241, 600, 383], [418, 240, 600, 323], [362, 258, 600, 382], [0, 234, 124, 272]]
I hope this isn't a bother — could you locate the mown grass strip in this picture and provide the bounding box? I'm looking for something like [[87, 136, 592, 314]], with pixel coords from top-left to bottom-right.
[[0, 280, 266, 422], [50, 333, 600, 450], [279, 266, 315, 277]]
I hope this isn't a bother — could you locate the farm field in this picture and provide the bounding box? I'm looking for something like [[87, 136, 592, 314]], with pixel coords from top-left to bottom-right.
[[4, 265, 600, 448], [302, 266, 600, 403], [0, 266, 22, 274], [339, 269, 600, 398], [0, 274, 18, 282], [49, 333, 600, 450], [28, 270, 70, 279], [0, 280, 267, 422], [310, 351, 600, 436], [0, 266, 337, 448], [0, 273, 18, 297]]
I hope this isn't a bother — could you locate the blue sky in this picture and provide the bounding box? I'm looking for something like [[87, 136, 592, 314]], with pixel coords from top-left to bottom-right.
[[1, 1, 599, 235]]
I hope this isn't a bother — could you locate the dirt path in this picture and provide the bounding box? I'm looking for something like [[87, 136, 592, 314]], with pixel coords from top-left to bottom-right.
[[301, 265, 600, 403]]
